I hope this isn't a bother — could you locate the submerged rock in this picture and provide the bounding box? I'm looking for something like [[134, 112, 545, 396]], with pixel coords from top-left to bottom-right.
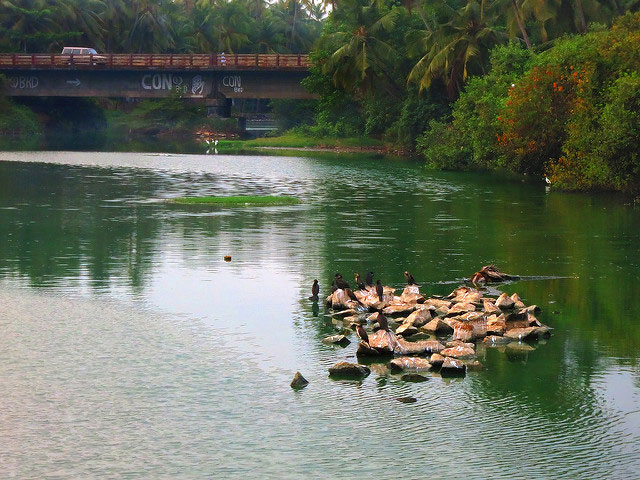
[[328, 361, 371, 379], [396, 396, 418, 403], [290, 372, 309, 389], [322, 335, 351, 347], [388, 357, 432, 372], [401, 374, 429, 383]]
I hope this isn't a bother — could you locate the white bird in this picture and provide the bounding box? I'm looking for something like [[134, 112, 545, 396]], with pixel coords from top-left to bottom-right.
[[545, 176, 551, 185], [214, 139, 219, 146], [205, 139, 210, 145]]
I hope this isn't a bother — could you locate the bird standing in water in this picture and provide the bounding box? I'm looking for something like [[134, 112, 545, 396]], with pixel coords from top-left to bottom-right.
[[309, 279, 319, 301], [335, 273, 350, 290], [356, 324, 369, 344], [366, 271, 374, 287], [354, 273, 366, 291], [376, 280, 384, 302], [404, 271, 416, 285]]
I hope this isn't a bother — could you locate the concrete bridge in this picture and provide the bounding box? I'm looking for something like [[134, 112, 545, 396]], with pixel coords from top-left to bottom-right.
[[0, 53, 314, 104]]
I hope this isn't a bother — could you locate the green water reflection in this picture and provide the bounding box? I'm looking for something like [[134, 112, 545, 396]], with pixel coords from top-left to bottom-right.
[[0, 151, 638, 477]]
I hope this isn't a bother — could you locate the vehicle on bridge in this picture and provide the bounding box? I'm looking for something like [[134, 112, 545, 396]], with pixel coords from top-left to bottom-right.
[[58, 47, 107, 66]]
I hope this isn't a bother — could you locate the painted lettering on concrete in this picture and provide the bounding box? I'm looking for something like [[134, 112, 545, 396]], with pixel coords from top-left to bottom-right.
[[9, 76, 39, 89], [222, 75, 243, 93], [141, 73, 186, 93], [191, 75, 204, 96]]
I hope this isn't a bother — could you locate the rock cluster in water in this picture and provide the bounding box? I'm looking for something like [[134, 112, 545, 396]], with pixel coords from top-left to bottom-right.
[[324, 280, 551, 379]]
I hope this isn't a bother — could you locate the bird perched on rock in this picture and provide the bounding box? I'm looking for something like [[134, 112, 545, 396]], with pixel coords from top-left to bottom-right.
[[330, 281, 337, 293], [378, 313, 389, 332], [376, 279, 384, 302], [335, 273, 350, 290], [345, 288, 359, 303], [366, 271, 374, 287], [404, 271, 416, 285], [309, 279, 319, 301], [356, 324, 369, 344], [354, 273, 366, 291]]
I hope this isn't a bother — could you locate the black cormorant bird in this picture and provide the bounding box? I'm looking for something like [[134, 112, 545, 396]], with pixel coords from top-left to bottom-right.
[[345, 288, 359, 302], [354, 273, 366, 291], [330, 281, 337, 294], [404, 271, 416, 285], [309, 279, 319, 301], [356, 324, 369, 344], [375, 280, 384, 302], [378, 313, 389, 332], [335, 273, 350, 290], [366, 271, 374, 287]]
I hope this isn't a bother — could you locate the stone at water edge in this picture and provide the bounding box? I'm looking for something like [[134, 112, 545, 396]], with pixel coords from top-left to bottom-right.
[[445, 340, 475, 349], [440, 345, 476, 359], [395, 322, 419, 337], [429, 353, 445, 368], [405, 307, 432, 327], [495, 293, 515, 309], [510, 293, 525, 309], [447, 302, 476, 316], [504, 326, 539, 341], [440, 357, 466, 376], [483, 300, 502, 315], [519, 305, 541, 314], [322, 335, 351, 347], [486, 314, 507, 335], [290, 372, 309, 389], [388, 357, 432, 373], [401, 374, 430, 383], [483, 335, 512, 346], [328, 361, 371, 378]]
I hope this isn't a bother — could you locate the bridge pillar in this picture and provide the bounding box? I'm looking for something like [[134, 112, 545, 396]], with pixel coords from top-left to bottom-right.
[[205, 98, 232, 118]]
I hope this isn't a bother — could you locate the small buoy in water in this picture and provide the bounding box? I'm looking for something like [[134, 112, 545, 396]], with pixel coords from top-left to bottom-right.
[[224, 255, 232, 262]]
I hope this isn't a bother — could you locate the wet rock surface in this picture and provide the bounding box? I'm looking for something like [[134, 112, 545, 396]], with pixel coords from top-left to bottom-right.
[[290, 372, 309, 389], [320, 274, 553, 386]]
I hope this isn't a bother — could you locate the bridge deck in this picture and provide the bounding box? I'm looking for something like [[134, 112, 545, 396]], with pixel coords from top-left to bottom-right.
[[0, 53, 310, 71]]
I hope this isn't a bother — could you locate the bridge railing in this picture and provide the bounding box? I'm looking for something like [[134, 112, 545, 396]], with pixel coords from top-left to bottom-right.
[[0, 53, 311, 70]]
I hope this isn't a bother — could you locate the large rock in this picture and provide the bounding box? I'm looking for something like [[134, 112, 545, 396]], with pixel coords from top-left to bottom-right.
[[421, 318, 454, 335], [406, 308, 432, 327], [486, 314, 507, 335], [388, 357, 432, 373], [483, 300, 502, 314], [395, 322, 419, 337], [440, 345, 476, 359], [383, 303, 417, 315], [322, 335, 351, 347], [495, 292, 515, 309], [453, 323, 475, 342], [440, 357, 466, 376], [423, 298, 453, 310], [504, 326, 539, 341], [290, 371, 309, 389], [328, 361, 371, 378], [396, 338, 445, 355], [510, 293, 525, 309], [447, 302, 476, 316]]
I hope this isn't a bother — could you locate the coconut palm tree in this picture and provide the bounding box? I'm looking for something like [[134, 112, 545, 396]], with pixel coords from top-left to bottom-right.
[[408, 0, 505, 96]]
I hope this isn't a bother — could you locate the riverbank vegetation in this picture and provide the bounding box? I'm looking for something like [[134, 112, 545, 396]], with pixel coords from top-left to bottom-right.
[[2, 0, 640, 191], [0, 75, 42, 143]]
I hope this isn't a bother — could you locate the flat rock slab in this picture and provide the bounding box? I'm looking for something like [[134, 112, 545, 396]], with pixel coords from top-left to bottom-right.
[[383, 303, 417, 315], [483, 335, 512, 346], [504, 326, 539, 341], [401, 374, 429, 383], [328, 361, 371, 379], [388, 357, 432, 372], [322, 335, 351, 346], [440, 345, 476, 359]]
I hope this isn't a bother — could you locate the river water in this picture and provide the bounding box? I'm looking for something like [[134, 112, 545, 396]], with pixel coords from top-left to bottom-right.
[[0, 150, 639, 478]]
